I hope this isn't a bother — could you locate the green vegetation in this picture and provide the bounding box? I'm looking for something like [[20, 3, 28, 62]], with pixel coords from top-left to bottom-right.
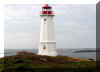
[[0, 51, 97, 72]]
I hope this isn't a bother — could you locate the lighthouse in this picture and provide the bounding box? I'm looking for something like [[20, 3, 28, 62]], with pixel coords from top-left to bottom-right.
[[38, 4, 57, 56]]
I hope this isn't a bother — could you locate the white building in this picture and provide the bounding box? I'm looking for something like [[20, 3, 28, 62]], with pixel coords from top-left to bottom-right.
[[38, 4, 57, 56]]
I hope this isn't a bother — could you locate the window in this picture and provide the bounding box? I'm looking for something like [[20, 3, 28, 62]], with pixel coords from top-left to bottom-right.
[[44, 18, 47, 21], [43, 45, 46, 50], [44, 18, 47, 24]]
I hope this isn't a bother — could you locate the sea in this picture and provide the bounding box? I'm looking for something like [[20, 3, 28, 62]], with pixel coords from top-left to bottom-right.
[[3, 48, 97, 60]]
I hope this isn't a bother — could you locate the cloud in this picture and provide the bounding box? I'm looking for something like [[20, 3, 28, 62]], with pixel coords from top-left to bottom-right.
[[5, 4, 96, 49], [5, 32, 39, 49]]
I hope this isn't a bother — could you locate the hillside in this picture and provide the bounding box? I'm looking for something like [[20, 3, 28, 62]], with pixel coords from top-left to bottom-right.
[[0, 51, 97, 72]]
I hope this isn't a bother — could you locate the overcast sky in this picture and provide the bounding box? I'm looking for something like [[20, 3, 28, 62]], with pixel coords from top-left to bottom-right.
[[4, 4, 96, 49]]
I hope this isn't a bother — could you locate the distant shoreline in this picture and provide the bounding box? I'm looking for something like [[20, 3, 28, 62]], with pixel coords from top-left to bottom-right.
[[73, 50, 98, 53]]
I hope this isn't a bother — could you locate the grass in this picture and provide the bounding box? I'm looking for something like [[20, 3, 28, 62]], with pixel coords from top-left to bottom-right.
[[0, 51, 97, 72]]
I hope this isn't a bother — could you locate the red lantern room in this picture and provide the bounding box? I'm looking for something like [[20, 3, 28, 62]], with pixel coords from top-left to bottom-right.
[[41, 4, 53, 15]]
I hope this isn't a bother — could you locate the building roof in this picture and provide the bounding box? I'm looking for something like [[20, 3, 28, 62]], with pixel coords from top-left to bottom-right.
[[42, 4, 51, 9]]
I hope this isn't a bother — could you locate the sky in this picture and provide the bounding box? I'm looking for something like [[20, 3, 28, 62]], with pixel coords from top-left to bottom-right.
[[0, 0, 98, 58], [3, 0, 97, 4], [4, 4, 96, 49]]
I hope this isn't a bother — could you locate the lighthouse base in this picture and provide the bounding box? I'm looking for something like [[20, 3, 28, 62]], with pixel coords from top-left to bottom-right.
[[38, 42, 57, 56]]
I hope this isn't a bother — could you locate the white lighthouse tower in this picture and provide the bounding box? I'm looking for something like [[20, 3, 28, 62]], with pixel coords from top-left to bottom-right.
[[38, 4, 57, 56]]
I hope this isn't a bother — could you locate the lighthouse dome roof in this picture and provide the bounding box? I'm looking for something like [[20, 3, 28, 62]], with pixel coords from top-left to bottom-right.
[[42, 4, 52, 9]]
